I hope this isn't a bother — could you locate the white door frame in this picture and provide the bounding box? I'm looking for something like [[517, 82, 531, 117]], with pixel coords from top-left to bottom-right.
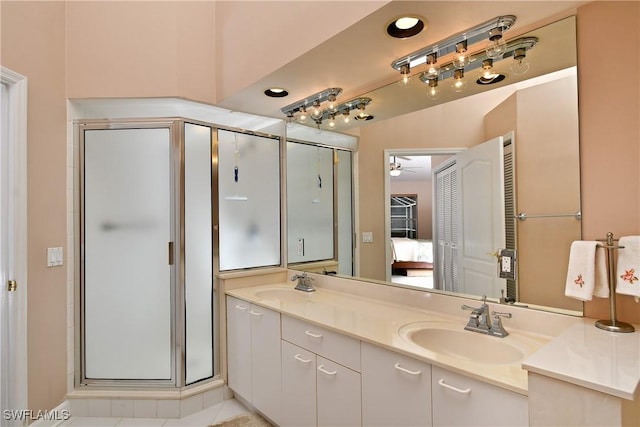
[[1, 66, 28, 416]]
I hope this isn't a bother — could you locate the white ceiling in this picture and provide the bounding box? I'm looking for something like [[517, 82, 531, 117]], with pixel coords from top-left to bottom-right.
[[218, 1, 587, 131]]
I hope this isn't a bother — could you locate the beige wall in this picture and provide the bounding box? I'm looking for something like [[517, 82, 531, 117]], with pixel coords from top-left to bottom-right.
[[1, 0, 68, 414], [578, 1, 640, 324], [214, 1, 388, 102], [390, 179, 433, 240], [484, 76, 582, 312], [1, 0, 638, 414], [66, 1, 218, 103]]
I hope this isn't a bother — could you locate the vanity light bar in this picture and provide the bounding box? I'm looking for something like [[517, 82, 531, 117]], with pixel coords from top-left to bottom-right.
[[280, 87, 343, 116], [391, 15, 517, 71], [417, 36, 538, 84]]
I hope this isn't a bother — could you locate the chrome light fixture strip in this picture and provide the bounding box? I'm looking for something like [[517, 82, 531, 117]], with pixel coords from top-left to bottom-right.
[[418, 36, 538, 84], [391, 15, 517, 71], [281, 87, 342, 115]]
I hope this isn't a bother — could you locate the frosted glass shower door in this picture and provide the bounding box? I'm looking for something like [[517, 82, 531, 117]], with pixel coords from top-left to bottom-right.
[[83, 128, 173, 381], [218, 130, 281, 270]]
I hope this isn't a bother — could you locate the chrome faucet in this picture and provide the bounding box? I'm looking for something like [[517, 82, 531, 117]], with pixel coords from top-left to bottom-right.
[[461, 295, 511, 337], [291, 272, 315, 292]]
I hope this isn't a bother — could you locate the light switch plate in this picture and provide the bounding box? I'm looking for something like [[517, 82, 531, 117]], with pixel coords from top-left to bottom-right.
[[362, 232, 373, 243], [47, 247, 64, 267], [297, 238, 304, 256]]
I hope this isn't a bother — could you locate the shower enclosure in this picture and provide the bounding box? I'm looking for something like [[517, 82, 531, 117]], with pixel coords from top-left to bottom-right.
[[80, 120, 215, 386]]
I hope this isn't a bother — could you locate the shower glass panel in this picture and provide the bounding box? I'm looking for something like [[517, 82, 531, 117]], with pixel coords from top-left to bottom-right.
[[184, 123, 213, 384], [287, 142, 334, 263], [218, 130, 281, 271], [336, 149, 354, 275], [83, 128, 173, 380]]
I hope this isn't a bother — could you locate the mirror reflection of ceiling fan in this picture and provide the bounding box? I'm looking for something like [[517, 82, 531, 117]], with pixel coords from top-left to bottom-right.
[[390, 156, 423, 176]]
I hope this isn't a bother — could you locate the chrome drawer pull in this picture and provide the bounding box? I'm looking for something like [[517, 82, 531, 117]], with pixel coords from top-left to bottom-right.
[[317, 365, 336, 376], [394, 363, 422, 376], [249, 310, 263, 316], [305, 330, 323, 338], [235, 304, 248, 310], [438, 378, 471, 394], [294, 354, 312, 364]]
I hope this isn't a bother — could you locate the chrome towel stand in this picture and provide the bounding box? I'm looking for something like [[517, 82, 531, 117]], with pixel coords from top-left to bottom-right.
[[595, 232, 635, 333]]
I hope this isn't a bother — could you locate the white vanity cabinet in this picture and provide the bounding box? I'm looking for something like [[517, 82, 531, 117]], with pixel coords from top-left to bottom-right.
[[226, 296, 281, 424], [361, 341, 433, 426], [281, 316, 362, 427], [431, 366, 528, 426]]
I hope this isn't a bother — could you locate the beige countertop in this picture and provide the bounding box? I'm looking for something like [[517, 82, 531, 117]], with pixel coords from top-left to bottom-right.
[[226, 282, 553, 396], [523, 318, 640, 400]]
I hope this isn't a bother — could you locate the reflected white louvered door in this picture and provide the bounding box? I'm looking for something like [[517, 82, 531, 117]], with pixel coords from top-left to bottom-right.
[[433, 160, 459, 293]]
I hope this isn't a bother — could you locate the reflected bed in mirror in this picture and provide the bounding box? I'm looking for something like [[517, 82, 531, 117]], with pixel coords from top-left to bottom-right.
[[287, 16, 582, 316]]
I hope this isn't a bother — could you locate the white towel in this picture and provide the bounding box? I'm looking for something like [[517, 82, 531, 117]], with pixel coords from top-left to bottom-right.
[[616, 236, 640, 298], [565, 241, 609, 301]]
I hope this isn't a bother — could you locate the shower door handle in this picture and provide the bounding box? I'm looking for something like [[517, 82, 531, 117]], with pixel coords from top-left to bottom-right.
[[168, 242, 174, 265]]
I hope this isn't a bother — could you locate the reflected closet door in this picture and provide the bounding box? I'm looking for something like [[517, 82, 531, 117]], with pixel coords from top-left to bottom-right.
[[83, 127, 173, 381]]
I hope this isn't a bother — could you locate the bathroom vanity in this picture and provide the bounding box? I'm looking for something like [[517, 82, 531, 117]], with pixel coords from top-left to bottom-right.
[[222, 271, 640, 426]]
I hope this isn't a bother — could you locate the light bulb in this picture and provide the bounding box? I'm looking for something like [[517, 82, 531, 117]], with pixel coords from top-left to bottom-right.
[[426, 78, 438, 99], [297, 106, 307, 123], [480, 58, 498, 81], [510, 48, 530, 76], [451, 69, 467, 92], [486, 27, 507, 59], [342, 111, 351, 124], [285, 113, 295, 128], [310, 100, 323, 120], [424, 53, 440, 79], [452, 41, 469, 69], [326, 93, 338, 113], [328, 114, 336, 128], [398, 64, 412, 87], [357, 103, 367, 119]]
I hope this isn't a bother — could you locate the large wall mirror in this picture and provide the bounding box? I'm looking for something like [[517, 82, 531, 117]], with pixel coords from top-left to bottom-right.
[[287, 16, 582, 315]]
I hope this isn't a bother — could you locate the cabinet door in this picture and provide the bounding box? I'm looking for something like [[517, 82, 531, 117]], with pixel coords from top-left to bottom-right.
[[250, 305, 281, 424], [317, 356, 361, 427], [432, 366, 528, 426], [226, 296, 252, 401], [281, 341, 317, 427], [361, 342, 432, 426]]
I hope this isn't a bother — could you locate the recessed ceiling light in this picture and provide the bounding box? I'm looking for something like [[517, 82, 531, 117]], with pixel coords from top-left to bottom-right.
[[387, 15, 425, 39], [264, 88, 289, 98], [476, 74, 506, 85]]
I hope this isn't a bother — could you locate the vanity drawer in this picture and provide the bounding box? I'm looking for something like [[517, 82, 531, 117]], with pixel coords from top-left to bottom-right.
[[282, 316, 361, 371], [432, 366, 528, 426]]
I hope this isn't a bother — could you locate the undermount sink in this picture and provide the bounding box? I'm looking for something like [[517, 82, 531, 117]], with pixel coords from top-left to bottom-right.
[[398, 321, 535, 365], [254, 288, 313, 301]]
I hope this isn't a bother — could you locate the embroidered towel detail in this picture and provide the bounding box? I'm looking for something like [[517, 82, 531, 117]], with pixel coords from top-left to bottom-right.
[[616, 236, 640, 298], [565, 241, 608, 301]]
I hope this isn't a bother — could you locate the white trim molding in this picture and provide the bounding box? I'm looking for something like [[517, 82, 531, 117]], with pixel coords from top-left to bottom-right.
[[1, 66, 28, 418]]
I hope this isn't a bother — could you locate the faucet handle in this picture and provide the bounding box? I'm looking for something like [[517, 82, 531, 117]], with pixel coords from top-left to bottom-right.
[[489, 311, 512, 337], [492, 311, 512, 320], [290, 272, 307, 281]]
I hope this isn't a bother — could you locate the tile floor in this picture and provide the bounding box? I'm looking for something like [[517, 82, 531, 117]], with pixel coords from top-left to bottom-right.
[[56, 398, 251, 427]]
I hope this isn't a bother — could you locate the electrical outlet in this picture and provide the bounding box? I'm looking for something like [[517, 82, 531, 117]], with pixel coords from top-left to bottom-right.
[[498, 249, 516, 280], [297, 238, 304, 256], [501, 256, 511, 272]]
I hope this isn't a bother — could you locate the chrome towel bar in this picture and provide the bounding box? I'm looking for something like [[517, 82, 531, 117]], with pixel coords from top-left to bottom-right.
[[514, 211, 581, 221]]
